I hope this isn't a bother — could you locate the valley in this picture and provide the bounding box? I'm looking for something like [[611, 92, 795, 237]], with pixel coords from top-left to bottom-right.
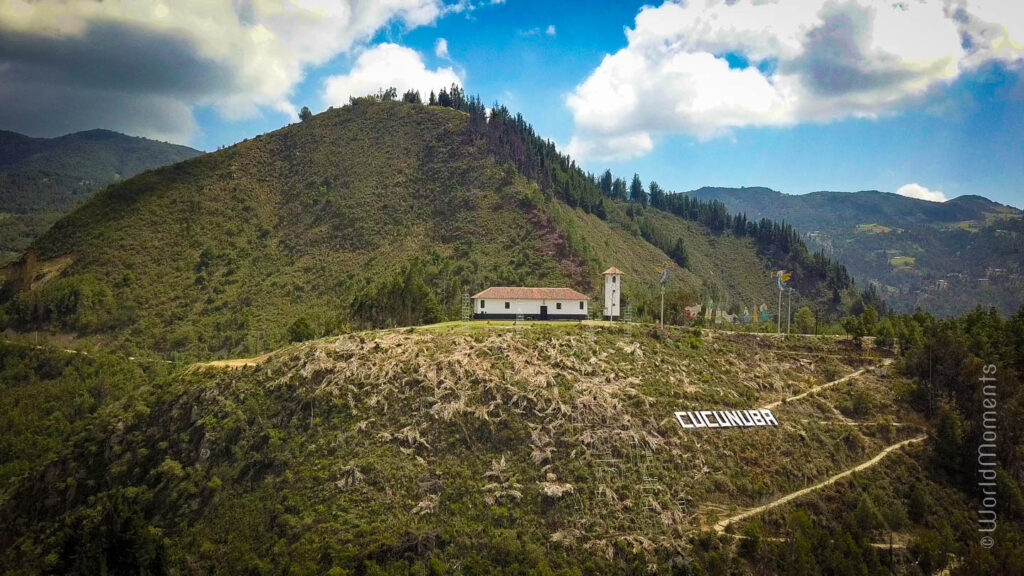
[[689, 187, 1024, 316]]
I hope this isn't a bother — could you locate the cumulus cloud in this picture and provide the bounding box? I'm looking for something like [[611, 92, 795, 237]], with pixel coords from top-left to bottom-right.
[[546, 25, 557, 37], [435, 38, 450, 59], [896, 183, 948, 202], [0, 0, 472, 144], [566, 0, 1024, 160], [322, 44, 461, 105]]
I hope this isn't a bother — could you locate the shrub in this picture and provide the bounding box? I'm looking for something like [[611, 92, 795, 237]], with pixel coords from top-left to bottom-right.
[[288, 316, 316, 342]]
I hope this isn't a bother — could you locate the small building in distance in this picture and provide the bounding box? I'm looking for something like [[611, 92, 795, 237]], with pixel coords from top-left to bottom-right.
[[472, 287, 588, 320]]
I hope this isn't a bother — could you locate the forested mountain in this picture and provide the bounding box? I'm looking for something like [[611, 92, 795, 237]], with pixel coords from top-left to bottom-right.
[[0, 94, 852, 359], [1, 94, 1022, 576], [688, 186, 1024, 316], [0, 129, 201, 265]]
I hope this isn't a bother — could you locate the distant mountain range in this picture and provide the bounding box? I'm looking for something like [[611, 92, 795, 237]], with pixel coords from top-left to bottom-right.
[[0, 129, 201, 265], [688, 186, 1024, 316]]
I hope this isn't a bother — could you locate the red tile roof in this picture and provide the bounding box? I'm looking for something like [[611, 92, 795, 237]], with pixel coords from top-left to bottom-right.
[[602, 267, 623, 275], [471, 287, 588, 300]]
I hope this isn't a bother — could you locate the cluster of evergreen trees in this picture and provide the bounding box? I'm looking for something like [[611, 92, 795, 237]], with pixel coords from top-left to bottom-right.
[[884, 306, 1024, 573], [409, 85, 854, 295], [340, 86, 853, 308]]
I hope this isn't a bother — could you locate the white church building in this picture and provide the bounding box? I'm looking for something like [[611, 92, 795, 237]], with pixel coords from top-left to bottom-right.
[[472, 287, 588, 320], [470, 267, 624, 322]]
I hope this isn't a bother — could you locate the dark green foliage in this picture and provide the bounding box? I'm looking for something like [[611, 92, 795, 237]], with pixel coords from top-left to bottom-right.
[[841, 306, 878, 342], [6, 274, 117, 333], [351, 260, 443, 327], [648, 181, 665, 210], [669, 238, 690, 269], [629, 173, 647, 206], [875, 318, 896, 349], [288, 316, 316, 342], [0, 129, 200, 266], [0, 341, 163, 488], [299, 106, 313, 122], [612, 177, 627, 201], [599, 170, 613, 197], [795, 306, 815, 334]]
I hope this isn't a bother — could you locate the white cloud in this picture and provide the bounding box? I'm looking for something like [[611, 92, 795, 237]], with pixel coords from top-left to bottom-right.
[[435, 38, 450, 59], [567, 0, 1024, 160], [546, 25, 556, 37], [567, 132, 653, 162], [0, 0, 482, 143], [896, 183, 947, 202], [322, 44, 461, 105]]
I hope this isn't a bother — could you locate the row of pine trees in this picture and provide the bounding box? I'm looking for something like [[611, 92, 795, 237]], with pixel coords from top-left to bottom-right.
[[336, 85, 852, 303]]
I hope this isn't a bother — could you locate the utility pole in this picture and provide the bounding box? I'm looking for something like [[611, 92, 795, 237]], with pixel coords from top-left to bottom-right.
[[777, 284, 783, 333], [787, 287, 793, 334], [774, 271, 789, 334], [660, 285, 665, 327], [658, 264, 669, 327]]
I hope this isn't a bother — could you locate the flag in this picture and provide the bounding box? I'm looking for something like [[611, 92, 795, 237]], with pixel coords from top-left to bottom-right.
[[775, 270, 790, 289]]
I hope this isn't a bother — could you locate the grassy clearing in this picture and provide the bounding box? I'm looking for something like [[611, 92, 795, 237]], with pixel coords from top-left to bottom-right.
[[856, 223, 894, 234], [888, 256, 916, 268]]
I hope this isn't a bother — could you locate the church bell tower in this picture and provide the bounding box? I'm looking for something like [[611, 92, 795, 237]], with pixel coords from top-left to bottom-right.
[[602, 267, 622, 321]]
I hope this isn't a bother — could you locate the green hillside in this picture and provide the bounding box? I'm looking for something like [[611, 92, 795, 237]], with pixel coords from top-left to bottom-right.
[[0, 99, 846, 359], [689, 187, 1024, 316], [0, 129, 202, 266], [1, 320, 1014, 574]]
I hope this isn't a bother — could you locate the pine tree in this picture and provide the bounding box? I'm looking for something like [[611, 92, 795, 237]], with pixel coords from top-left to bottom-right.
[[648, 181, 664, 209], [612, 178, 627, 200], [629, 173, 647, 205], [599, 170, 613, 197], [669, 238, 689, 268]]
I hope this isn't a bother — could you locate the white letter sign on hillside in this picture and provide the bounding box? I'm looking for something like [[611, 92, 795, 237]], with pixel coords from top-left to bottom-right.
[[674, 409, 779, 429]]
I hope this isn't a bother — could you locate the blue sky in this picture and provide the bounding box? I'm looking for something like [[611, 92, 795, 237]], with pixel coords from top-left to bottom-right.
[[1, 0, 1022, 207]]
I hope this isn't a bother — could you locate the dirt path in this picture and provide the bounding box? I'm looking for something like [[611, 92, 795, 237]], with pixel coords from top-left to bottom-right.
[[713, 434, 927, 533], [762, 358, 893, 411], [191, 351, 279, 370]]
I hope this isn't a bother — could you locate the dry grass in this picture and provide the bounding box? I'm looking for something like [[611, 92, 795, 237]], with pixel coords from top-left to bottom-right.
[[204, 321, 922, 555]]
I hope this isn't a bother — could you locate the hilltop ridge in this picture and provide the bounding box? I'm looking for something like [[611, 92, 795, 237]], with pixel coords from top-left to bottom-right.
[[1, 99, 852, 358], [0, 128, 201, 265]]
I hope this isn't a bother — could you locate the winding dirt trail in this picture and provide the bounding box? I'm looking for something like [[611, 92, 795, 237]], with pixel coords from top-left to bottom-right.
[[713, 434, 927, 533], [763, 358, 893, 411]]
